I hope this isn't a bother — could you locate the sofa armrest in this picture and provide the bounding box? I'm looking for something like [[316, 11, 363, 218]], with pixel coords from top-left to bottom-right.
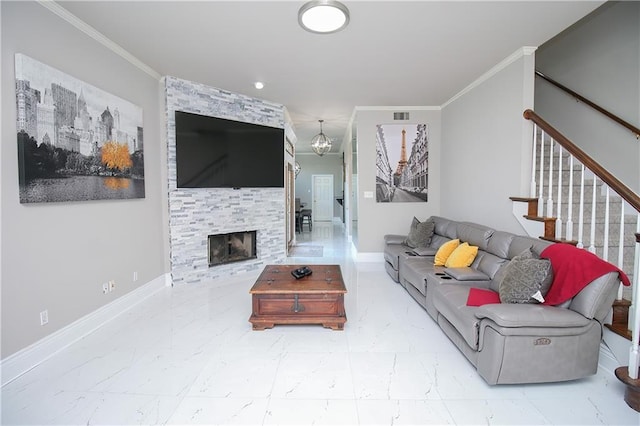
[[413, 247, 437, 256], [444, 267, 490, 281], [474, 304, 590, 328], [384, 234, 407, 245]]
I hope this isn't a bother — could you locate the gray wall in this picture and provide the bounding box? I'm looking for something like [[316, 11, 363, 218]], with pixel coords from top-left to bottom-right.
[[440, 51, 536, 234], [1, 2, 166, 358], [354, 109, 442, 253], [535, 1, 640, 192], [294, 153, 344, 221]]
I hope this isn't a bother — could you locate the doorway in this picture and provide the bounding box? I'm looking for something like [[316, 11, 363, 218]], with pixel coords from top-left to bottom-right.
[[312, 174, 334, 222]]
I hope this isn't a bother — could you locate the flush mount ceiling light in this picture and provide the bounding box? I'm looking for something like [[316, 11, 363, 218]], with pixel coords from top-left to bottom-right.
[[310, 119, 332, 156], [254, 81, 264, 89], [298, 0, 350, 34]]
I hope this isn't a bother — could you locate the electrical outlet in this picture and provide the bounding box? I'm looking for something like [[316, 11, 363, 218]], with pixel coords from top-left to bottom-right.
[[108, 280, 115, 292], [102, 282, 109, 294], [133, 271, 138, 282], [40, 310, 48, 326]]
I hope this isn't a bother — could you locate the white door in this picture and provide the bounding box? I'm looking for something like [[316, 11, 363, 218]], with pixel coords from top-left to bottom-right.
[[312, 174, 334, 222]]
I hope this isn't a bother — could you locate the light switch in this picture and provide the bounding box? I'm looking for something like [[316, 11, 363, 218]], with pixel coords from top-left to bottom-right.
[[364, 191, 374, 199]]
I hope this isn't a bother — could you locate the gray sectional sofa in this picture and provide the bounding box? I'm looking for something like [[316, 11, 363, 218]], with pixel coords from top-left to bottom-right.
[[384, 216, 621, 385]]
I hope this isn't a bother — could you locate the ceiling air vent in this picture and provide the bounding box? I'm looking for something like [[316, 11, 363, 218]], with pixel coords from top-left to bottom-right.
[[393, 112, 410, 120]]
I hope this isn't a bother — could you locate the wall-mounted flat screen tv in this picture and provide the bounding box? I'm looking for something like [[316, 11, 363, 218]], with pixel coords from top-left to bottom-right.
[[175, 111, 284, 188]]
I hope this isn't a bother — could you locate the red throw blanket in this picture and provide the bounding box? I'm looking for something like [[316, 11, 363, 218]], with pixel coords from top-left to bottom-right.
[[540, 243, 630, 305]]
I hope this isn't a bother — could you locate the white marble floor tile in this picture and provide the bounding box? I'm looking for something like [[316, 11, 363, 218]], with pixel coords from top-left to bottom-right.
[[356, 399, 455, 425], [104, 346, 211, 397], [167, 397, 270, 425], [444, 398, 551, 425], [350, 352, 438, 400], [271, 352, 355, 399], [63, 392, 181, 425], [264, 398, 359, 425], [186, 350, 280, 398]]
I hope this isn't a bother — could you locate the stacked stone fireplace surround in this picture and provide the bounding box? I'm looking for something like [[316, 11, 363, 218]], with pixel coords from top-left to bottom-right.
[[165, 76, 286, 284]]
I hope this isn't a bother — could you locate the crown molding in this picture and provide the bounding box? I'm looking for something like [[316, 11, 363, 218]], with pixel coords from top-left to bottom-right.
[[354, 106, 441, 111], [37, 1, 161, 80], [441, 46, 537, 109]]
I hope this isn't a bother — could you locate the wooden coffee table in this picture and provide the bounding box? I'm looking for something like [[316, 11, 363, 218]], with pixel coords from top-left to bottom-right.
[[249, 264, 347, 330]]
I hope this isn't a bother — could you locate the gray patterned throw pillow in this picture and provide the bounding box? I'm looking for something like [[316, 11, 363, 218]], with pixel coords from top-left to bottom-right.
[[499, 249, 554, 304], [404, 217, 435, 249]]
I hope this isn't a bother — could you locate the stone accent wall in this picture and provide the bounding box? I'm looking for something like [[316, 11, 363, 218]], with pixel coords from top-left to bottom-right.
[[165, 76, 286, 284]]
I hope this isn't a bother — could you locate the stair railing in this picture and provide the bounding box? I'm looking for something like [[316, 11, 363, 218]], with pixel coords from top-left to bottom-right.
[[523, 108, 640, 380], [535, 70, 640, 139]]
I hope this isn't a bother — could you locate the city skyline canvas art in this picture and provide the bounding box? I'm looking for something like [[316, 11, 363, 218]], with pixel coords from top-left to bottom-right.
[[375, 123, 429, 203], [15, 53, 145, 203]]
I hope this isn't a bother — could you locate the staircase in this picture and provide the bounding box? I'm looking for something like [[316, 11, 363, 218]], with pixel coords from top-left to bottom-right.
[[513, 109, 639, 381]]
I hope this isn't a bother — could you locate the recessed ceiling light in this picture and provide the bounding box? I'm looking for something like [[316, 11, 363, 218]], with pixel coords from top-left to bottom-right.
[[254, 81, 264, 89], [298, 0, 350, 34]]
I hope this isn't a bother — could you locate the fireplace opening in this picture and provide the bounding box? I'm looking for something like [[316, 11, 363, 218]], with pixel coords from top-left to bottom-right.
[[208, 230, 257, 267]]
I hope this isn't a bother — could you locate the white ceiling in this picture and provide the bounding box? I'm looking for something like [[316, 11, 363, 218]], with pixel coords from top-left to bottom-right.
[[55, 0, 604, 153]]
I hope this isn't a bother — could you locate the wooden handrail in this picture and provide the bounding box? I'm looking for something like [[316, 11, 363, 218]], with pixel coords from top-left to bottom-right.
[[524, 109, 640, 214], [535, 70, 640, 139]]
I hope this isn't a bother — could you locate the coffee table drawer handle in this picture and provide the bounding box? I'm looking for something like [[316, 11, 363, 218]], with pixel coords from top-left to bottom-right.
[[292, 294, 305, 313]]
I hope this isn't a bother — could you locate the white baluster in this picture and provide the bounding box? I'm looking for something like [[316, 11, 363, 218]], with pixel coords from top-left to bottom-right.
[[617, 202, 625, 300], [530, 123, 538, 198], [629, 216, 640, 379], [538, 131, 545, 217], [603, 186, 610, 262], [547, 139, 554, 218], [588, 175, 597, 253], [555, 146, 563, 239], [577, 164, 585, 249], [566, 156, 574, 242]]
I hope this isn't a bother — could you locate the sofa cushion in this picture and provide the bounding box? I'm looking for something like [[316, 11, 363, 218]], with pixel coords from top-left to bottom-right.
[[569, 272, 619, 320], [498, 249, 553, 304], [433, 284, 482, 349], [404, 217, 435, 248], [384, 243, 412, 271], [474, 251, 509, 286], [457, 222, 494, 251], [432, 216, 457, 239], [430, 234, 451, 249], [445, 242, 479, 267], [434, 239, 460, 266], [486, 231, 515, 259], [466, 288, 500, 306], [400, 256, 436, 296], [508, 236, 552, 259]]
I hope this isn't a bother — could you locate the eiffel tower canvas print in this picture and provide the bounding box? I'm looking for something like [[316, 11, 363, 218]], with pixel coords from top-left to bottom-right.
[[375, 123, 428, 203]]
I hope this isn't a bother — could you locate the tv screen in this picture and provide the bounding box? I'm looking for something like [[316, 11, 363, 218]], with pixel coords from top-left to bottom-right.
[[175, 111, 284, 188]]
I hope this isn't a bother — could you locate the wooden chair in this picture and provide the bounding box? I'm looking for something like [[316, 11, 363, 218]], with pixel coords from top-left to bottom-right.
[[300, 209, 312, 231]]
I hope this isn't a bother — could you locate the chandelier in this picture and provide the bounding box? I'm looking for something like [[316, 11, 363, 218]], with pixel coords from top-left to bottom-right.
[[310, 119, 332, 156]]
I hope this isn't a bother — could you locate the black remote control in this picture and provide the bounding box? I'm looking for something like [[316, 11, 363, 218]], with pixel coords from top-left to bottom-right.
[[291, 266, 312, 279]]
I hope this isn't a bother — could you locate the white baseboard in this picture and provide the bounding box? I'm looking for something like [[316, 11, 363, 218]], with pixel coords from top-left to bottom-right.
[[0, 273, 169, 386], [599, 341, 622, 375]]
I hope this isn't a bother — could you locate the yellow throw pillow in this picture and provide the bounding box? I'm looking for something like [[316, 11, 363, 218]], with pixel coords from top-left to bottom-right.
[[445, 242, 479, 268], [434, 239, 460, 266]]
